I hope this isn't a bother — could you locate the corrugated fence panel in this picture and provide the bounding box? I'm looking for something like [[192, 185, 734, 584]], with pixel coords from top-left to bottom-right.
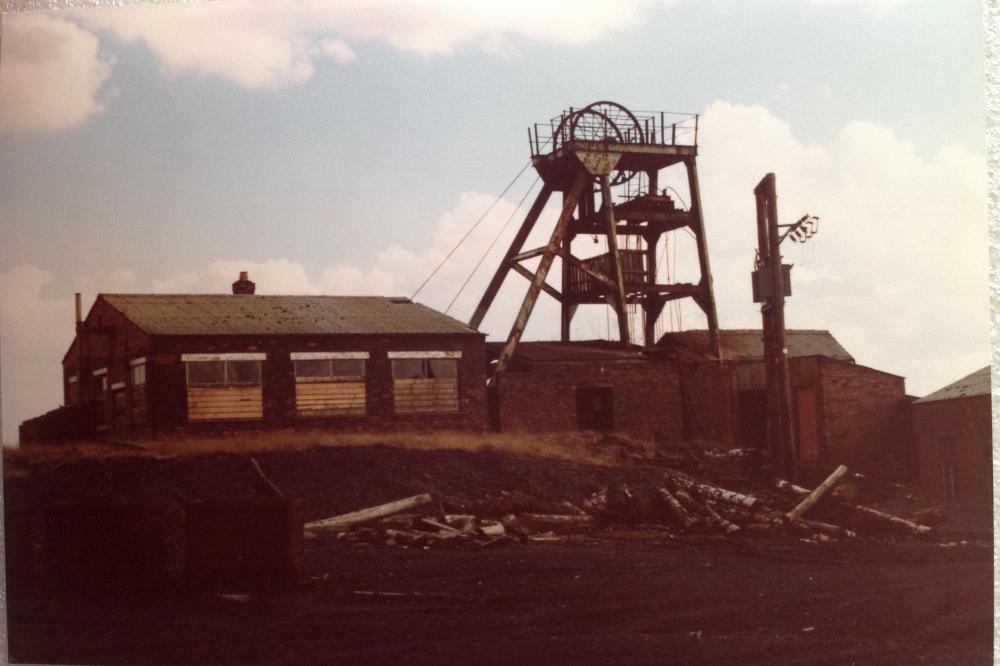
[[393, 378, 459, 414], [295, 381, 366, 416], [187, 386, 263, 420]]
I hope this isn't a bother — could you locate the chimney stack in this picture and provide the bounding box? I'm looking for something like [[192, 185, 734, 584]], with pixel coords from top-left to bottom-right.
[[232, 271, 256, 295], [75, 293, 82, 326]]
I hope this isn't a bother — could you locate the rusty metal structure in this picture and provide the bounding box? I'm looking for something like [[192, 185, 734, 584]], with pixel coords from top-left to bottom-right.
[[470, 101, 721, 378]]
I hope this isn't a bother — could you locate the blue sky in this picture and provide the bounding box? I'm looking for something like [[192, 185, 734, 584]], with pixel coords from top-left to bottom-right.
[[0, 0, 988, 442]]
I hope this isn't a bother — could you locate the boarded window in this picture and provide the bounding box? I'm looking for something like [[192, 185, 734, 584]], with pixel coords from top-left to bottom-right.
[[391, 357, 459, 414], [293, 357, 366, 416], [185, 358, 264, 421]]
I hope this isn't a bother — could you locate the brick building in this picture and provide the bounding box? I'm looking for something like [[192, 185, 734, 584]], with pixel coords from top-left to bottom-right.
[[659, 329, 911, 477], [912, 366, 991, 504], [486, 341, 683, 447], [20, 273, 486, 443]]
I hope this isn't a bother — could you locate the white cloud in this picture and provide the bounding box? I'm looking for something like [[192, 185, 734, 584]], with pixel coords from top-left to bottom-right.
[[808, 0, 911, 15], [0, 266, 73, 444], [0, 13, 115, 132], [695, 100, 987, 394], [321, 39, 356, 64], [70, 0, 654, 89]]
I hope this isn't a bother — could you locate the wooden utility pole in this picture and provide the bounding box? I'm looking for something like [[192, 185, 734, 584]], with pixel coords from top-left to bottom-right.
[[753, 173, 797, 482]]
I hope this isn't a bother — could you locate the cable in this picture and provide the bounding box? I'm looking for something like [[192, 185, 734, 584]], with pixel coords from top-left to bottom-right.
[[444, 176, 540, 314], [410, 159, 534, 300]]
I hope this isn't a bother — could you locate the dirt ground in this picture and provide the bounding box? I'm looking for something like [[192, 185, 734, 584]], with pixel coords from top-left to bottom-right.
[[3, 445, 994, 665]]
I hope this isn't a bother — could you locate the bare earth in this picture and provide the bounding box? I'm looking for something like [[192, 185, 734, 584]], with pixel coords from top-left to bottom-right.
[[4, 445, 993, 665]]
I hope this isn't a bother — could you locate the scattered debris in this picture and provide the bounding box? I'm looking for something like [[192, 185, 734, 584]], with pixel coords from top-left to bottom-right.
[[303, 458, 942, 549]]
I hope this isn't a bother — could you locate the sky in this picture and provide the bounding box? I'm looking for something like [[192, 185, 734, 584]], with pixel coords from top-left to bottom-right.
[[0, 0, 988, 443]]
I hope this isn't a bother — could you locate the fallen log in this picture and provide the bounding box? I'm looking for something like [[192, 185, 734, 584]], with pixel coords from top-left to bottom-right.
[[774, 478, 810, 496], [306, 493, 433, 532], [657, 487, 699, 530], [666, 472, 760, 509], [794, 517, 855, 539], [785, 465, 848, 522], [700, 502, 741, 534], [419, 517, 462, 534], [849, 504, 931, 535], [776, 476, 932, 535], [520, 514, 596, 528]]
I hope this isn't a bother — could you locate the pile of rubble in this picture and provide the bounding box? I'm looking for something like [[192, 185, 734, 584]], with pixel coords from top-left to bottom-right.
[[303, 464, 939, 549]]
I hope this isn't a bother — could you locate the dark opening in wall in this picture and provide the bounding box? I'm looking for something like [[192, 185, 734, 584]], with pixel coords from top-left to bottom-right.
[[576, 386, 614, 431]]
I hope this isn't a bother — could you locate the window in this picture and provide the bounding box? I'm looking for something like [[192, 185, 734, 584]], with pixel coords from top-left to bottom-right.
[[186, 360, 261, 386], [389, 351, 460, 414], [65, 373, 79, 406], [130, 360, 146, 386], [294, 358, 365, 381], [130, 357, 147, 425], [181, 353, 265, 421], [391, 358, 457, 380], [291, 352, 367, 416], [92, 368, 109, 430]]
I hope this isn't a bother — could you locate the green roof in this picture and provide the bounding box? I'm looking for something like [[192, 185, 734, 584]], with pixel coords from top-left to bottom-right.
[[99, 294, 479, 336]]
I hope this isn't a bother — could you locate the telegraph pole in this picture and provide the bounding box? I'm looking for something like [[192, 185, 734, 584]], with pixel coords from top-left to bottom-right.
[[752, 173, 819, 482]]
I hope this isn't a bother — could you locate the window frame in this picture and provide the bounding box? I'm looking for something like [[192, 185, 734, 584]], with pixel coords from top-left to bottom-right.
[[291, 351, 368, 384], [182, 353, 265, 388]]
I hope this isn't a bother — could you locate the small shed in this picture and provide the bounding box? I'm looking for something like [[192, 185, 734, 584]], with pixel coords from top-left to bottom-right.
[[20, 273, 487, 443], [912, 366, 991, 504], [486, 341, 683, 447], [659, 329, 910, 477]]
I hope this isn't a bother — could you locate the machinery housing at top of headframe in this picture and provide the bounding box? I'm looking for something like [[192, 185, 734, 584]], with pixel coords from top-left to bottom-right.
[[528, 101, 701, 188]]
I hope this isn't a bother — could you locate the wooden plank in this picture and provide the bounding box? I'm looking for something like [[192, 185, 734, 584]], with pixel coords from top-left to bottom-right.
[[296, 380, 366, 415], [295, 383, 366, 394]]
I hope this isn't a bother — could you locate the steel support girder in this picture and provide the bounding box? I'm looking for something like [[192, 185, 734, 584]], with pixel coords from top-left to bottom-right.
[[492, 172, 590, 377], [600, 175, 631, 345], [510, 262, 563, 302], [685, 157, 721, 359], [468, 184, 554, 330]]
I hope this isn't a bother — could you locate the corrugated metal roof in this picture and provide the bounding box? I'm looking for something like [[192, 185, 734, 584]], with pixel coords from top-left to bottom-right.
[[485, 340, 654, 363], [916, 366, 991, 403], [658, 329, 854, 363], [99, 294, 479, 336]]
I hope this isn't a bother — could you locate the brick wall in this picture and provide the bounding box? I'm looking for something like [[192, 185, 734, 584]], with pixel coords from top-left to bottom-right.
[[912, 395, 991, 504], [816, 359, 908, 477], [495, 359, 683, 448], [677, 361, 736, 448]]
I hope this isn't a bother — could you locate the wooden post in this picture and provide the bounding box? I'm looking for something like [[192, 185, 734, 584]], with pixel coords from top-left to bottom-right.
[[785, 465, 847, 522]]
